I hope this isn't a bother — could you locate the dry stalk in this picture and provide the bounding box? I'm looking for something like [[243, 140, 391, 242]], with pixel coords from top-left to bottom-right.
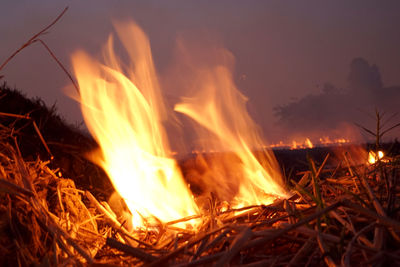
[[0, 8, 68, 71], [215, 226, 253, 266], [317, 231, 337, 267], [85, 191, 151, 248], [148, 226, 229, 267], [177, 251, 225, 267], [341, 222, 376, 267], [0, 178, 33, 196], [331, 209, 374, 248], [106, 237, 156, 262], [245, 201, 342, 250], [287, 237, 315, 267], [341, 199, 400, 230], [32, 120, 53, 159], [0, 98, 399, 265], [0, 112, 31, 119], [0, 7, 80, 94]]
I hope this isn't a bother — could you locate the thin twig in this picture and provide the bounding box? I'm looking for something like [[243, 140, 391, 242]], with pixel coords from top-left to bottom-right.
[[0, 7, 68, 72], [0, 7, 79, 94], [36, 39, 80, 94], [32, 120, 53, 159], [0, 112, 31, 119]]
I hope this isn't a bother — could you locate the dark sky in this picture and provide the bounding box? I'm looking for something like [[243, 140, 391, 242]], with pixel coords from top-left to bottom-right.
[[1, 0, 400, 142]]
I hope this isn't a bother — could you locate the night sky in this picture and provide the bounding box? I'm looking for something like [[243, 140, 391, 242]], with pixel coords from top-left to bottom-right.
[[1, 0, 400, 143]]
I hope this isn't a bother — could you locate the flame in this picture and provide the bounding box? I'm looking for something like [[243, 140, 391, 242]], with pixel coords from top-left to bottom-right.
[[305, 138, 313, 148], [368, 150, 384, 164], [269, 137, 350, 149], [174, 55, 288, 207], [289, 138, 313, 150], [292, 141, 298, 150], [71, 21, 198, 228]]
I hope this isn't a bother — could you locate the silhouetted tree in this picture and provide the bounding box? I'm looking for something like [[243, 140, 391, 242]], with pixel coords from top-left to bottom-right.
[[273, 58, 394, 138]]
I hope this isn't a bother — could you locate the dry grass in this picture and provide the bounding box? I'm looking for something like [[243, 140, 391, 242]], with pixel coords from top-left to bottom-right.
[[0, 111, 399, 266], [1, 7, 399, 266]]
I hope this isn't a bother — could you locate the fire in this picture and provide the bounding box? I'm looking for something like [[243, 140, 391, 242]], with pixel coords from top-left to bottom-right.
[[292, 141, 298, 150], [71, 20, 288, 228], [269, 137, 350, 150], [290, 138, 313, 150], [174, 56, 288, 207], [71, 21, 198, 228], [368, 150, 384, 164], [305, 138, 313, 148]]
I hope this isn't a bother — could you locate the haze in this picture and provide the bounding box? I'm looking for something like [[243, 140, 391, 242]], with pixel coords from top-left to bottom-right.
[[1, 0, 399, 143]]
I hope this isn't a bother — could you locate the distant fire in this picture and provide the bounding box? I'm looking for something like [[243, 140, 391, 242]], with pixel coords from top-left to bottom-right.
[[268, 137, 351, 150], [72, 21, 287, 229], [368, 150, 384, 164]]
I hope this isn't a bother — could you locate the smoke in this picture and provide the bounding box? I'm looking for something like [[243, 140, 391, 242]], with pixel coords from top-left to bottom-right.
[[274, 58, 400, 142]]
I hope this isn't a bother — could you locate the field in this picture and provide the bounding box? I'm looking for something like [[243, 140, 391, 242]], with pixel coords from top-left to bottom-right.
[[1, 84, 399, 266]]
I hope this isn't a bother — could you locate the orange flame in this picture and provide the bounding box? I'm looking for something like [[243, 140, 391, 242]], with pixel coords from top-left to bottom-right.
[[174, 55, 288, 207], [368, 150, 384, 164], [71, 20, 289, 227], [269, 137, 350, 149], [71, 21, 198, 228], [305, 138, 313, 148]]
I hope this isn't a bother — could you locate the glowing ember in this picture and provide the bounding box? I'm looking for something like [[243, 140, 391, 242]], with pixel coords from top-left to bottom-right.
[[71, 21, 198, 228]]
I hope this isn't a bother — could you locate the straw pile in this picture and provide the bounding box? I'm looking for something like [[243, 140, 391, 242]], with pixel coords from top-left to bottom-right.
[[0, 85, 399, 266]]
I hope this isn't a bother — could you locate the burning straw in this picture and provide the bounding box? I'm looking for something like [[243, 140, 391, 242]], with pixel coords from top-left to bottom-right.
[[0, 106, 399, 265], [1, 7, 400, 266]]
